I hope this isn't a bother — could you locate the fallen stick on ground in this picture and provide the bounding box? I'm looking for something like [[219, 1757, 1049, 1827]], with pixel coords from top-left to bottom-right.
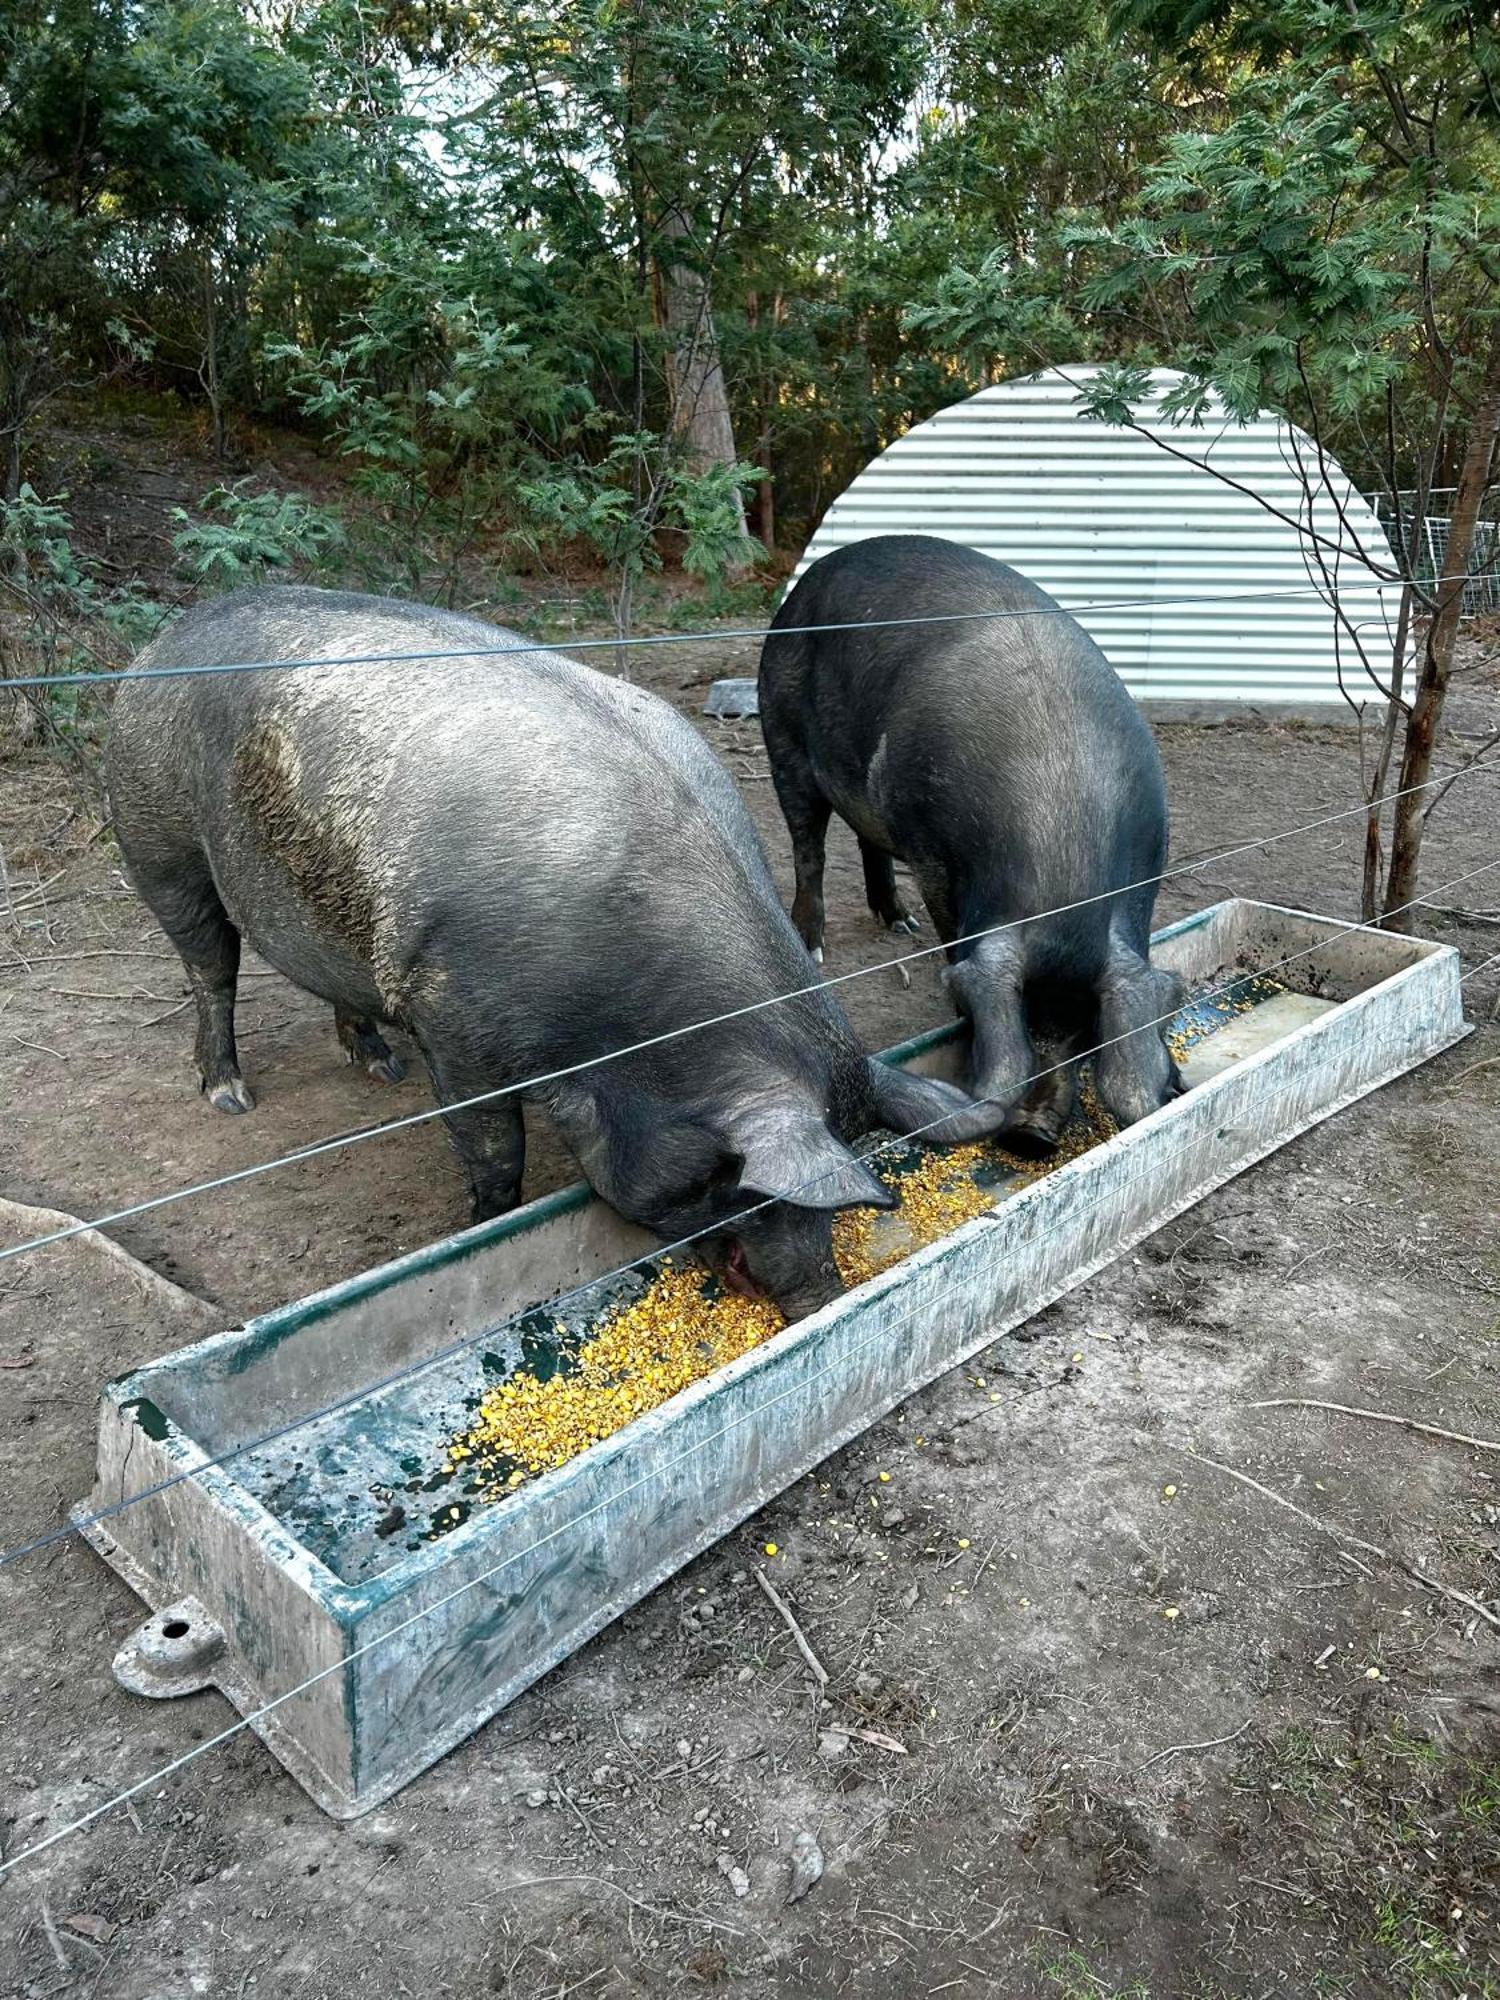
[[2, 871, 65, 916], [138, 998, 192, 1027], [0, 947, 173, 965], [1247, 1398, 1500, 1455], [49, 987, 182, 1003], [1, 1034, 66, 1061], [500, 1873, 745, 1939], [1135, 1718, 1250, 1773], [1187, 1449, 1500, 1634], [754, 1566, 829, 1690], [37, 1900, 69, 1974]]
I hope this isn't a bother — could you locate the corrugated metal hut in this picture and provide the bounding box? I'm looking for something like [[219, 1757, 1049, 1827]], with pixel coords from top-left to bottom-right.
[[790, 366, 1401, 707]]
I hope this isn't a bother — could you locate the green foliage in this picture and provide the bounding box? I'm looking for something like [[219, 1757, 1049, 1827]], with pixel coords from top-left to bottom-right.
[[169, 483, 346, 586], [1, 486, 161, 788], [1, 488, 100, 611], [1, 0, 319, 475], [516, 436, 763, 627], [1, 487, 161, 645], [1, 0, 946, 577], [908, 0, 1500, 498], [667, 459, 767, 580], [4, 0, 1498, 682]]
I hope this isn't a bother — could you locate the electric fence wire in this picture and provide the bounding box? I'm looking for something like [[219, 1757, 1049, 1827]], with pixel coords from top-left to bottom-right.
[[1, 854, 1495, 1887], [0, 568, 1470, 693]]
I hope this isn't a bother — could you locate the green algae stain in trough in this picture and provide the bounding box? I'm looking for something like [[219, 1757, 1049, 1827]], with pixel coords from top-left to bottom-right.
[[126, 1398, 170, 1442]]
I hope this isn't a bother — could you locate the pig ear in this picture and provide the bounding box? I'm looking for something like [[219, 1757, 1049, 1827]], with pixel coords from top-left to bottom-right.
[[733, 1112, 896, 1214], [867, 1058, 1008, 1143]]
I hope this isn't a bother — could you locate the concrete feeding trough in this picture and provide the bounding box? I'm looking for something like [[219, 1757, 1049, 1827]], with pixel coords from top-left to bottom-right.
[[77, 900, 1468, 1817]]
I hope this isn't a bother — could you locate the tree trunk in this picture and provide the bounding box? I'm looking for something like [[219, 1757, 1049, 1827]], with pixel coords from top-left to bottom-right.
[[753, 423, 775, 555], [202, 268, 226, 465], [1361, 580, 1413, 920], [745, 291, 776, 554], [1383, 339, 1500, 928], [656, 208, 749, 574], [3, 353, 29, 505], [3, 379, 26, 585]]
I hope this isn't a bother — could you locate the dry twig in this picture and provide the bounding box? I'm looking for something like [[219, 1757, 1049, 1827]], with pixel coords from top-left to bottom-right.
[[37, 1902, 69, 1974], [500, 1872, 744, 1938], [1247, 1397, 1500, 1455], [1135, 1718, 1251, 1773], [1, 1033, 66, 1061], [1189, 1449, 1499, 1633], [138, 997, 192, 1027], [753, 1566, 829, 1690], [3, 948, 172, 965]]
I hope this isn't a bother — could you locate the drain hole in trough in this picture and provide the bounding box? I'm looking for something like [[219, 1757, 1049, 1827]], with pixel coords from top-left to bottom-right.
[[162, 1619, 190, 1639]]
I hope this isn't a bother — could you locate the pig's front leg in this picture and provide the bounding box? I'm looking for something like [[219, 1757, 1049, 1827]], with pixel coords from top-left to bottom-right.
[[1008, 1040, 1081, 1152], [945, 938, 1035, 1125], [419, 1041, 527, 1220], [1092, 944, 1185, 1128]]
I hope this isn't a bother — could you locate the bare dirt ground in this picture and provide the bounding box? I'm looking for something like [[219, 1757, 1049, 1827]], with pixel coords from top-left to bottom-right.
[[3, 453, 1500, 1996]]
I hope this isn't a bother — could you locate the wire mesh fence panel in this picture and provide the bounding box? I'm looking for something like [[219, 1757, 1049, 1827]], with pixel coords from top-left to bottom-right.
[[1375, 493, 1500, 614]]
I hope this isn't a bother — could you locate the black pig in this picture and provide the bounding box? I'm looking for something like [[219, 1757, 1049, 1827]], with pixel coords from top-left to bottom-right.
[[758, 536, 1183, 1145], [108, 585, 1009, 1317]]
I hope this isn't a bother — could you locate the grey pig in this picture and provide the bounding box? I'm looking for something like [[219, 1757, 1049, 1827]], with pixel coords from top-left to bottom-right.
[[108, 585, 1011, 1317], [758, 536, 1184, 1146]]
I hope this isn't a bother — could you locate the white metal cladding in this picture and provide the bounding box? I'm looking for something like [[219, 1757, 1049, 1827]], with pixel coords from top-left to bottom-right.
[[789, 367, 1404, 705]]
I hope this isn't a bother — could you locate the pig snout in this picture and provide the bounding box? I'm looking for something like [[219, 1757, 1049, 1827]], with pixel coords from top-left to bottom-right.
[[699, 1208, 846, 1322]]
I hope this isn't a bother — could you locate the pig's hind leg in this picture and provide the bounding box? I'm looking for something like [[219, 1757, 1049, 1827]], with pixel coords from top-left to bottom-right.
[[761, 702, 835, 959], [859, 838, 921, 937], [135, 860, 255, 1113], [770, 761, 833, 961], [334, 1005, 406, 1084]]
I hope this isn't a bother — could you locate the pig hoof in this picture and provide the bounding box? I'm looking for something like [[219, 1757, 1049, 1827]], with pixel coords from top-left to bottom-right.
[[340, 1019, 404, 1081], [206, 1076, 256, 1114], [886, 912, 921, 937], [810, 946, 825, 965], [1004, 1114, 1062, 1157]]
